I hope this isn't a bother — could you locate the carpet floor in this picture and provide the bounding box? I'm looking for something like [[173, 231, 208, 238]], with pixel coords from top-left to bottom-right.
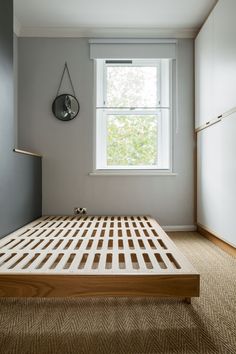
[[0, 232, 235, 354]]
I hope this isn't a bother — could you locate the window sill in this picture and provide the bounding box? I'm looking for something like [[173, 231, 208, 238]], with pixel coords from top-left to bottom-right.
[[89, 170, 177, 176]]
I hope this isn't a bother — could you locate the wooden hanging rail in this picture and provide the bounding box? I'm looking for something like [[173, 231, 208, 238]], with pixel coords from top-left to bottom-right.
[[13, 148, 42, 158]]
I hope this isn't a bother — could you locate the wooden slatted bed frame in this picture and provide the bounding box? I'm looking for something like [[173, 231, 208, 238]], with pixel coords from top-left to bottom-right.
[[0, 216, 199, 302]]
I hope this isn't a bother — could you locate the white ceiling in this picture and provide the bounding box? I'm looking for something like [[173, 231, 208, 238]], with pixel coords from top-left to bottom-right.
[[14, 0, 217, 38]]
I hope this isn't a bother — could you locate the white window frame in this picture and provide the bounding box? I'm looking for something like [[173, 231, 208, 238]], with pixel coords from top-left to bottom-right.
[[93, 59, 173, 175]]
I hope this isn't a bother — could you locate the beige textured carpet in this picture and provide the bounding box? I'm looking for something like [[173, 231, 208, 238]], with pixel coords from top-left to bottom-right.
[[0, 232, 235, 354]]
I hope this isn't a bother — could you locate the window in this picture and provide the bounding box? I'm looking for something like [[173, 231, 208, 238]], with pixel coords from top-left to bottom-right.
[[95, 59, 172, 172]]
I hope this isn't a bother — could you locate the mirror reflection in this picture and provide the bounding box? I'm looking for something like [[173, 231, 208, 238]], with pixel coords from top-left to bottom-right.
[[52, 94, 79, 121]]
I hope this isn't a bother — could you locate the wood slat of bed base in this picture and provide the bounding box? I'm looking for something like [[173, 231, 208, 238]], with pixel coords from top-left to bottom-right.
[[0, 216, 199, 299]]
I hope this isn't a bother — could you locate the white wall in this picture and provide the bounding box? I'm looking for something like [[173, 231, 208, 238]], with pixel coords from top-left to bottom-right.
[[195, 0, 236, 246], [18, 38, 194, 226]]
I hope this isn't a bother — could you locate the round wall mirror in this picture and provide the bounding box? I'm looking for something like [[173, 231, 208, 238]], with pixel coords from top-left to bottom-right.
[[52, 94, 80, 121]]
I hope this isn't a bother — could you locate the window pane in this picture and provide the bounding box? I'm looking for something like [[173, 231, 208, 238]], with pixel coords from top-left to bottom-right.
[[107, 115, 158, 166], [106, 66, 159, 108]]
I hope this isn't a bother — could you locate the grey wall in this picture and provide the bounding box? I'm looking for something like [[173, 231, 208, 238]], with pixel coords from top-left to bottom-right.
[[18, 37, 194, 227], [14, 34, 18, 145], [0, 0, 42, 238]]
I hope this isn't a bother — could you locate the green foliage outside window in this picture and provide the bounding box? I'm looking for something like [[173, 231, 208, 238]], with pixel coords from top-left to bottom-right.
[[107, 115, 158, 166], [105, 65, 159, 166]]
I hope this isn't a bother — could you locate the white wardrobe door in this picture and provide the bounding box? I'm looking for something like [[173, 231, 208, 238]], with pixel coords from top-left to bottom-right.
[[195, 12, 214, 129], [213, 0, 236, 117], [197, 123, 222, 234], [220, 113, 236, 246], [197, 115, 236, 247]]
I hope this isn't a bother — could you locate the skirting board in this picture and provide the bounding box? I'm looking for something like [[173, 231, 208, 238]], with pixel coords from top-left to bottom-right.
[[197, 224, 236, 258], [162, 225, 197, 232]]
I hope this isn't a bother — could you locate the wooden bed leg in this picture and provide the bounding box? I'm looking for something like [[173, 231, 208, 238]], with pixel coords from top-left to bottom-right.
[[184, 297, 191, 304]]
